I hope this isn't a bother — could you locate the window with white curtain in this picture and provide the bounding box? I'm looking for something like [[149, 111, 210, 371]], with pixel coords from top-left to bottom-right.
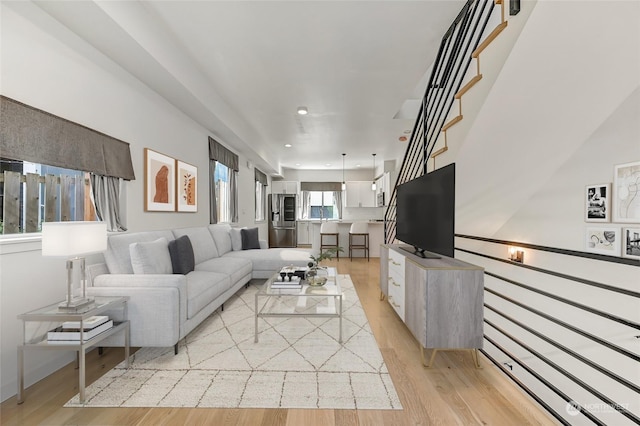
[[213, 162, 233, 223], [255, 180, 266, 222]]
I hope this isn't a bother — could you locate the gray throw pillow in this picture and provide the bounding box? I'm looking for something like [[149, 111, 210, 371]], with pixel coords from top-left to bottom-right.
[[241, 227, 261, 250], [168, 235, 195, 274], [130, 238, 172, 274]]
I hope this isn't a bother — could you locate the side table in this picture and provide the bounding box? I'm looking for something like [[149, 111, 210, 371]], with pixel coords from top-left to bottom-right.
[[17, 296, 130, 404]]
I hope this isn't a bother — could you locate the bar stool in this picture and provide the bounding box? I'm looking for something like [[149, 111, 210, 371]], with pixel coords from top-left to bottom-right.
[[349, 222, 369, 261], [320, 221, 340, 260]]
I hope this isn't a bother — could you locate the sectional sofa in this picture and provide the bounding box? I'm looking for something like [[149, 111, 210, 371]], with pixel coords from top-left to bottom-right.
[[86, 224, 311, 352]]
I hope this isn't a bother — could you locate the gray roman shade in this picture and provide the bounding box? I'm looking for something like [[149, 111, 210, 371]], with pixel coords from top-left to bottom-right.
[[208, 136, 239, 171], [0, 96, 135, 180], [254, 168, 267, 186], [300, 182, 342, 191]]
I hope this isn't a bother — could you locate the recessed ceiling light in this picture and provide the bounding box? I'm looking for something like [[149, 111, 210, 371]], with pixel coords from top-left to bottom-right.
[[325, 163, 332, 167], [403, 129, 412, 134], [295, 163, 301, 166], [356, 164, 361, 168], [398, 136, 408, 142], [297, 106, 308, 115], [284, 144, 292, 148]]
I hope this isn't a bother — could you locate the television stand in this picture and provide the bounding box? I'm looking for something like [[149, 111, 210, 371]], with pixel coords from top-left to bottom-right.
[[400, 245, 441, 259]]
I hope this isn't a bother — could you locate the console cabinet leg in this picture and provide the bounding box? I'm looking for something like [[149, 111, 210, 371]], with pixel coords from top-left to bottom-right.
[[420, 346, 438, 368], [379, 291, 385, 301]]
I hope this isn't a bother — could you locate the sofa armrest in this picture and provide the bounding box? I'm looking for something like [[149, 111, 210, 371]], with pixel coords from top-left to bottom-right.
[[90, 274, 188, 348], [87, 285, 181, 348], [259, 240, 268, 249]]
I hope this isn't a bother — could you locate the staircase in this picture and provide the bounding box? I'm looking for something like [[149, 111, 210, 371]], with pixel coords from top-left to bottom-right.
[[384, 0, 512, 244]]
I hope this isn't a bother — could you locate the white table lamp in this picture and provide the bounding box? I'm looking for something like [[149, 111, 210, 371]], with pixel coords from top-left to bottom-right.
[[42, 221, 107, 311]]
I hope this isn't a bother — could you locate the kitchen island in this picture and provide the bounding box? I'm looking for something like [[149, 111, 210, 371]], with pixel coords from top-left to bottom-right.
[[306, 220, 384, 257]]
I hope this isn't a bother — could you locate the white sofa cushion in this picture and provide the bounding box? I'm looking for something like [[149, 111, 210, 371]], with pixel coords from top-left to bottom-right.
[[196, 257, 253, 284], [230, 227, 245, 251], [104, 230, 175, 274], [224, 248, 311, 275], [186, 271, 231, 319], [209, 224, 233, 256], [172, 226, 219, 264], [130, 237, 172, 274]]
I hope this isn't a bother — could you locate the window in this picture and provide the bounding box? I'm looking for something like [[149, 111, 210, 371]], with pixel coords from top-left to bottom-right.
[[255, 181, 266, 222], [254, 168, 267, 222], [213, 162, 234, 223], [208, 137, 239, 224], [308, 191, 340, 220], [0, 158, 94, 234]]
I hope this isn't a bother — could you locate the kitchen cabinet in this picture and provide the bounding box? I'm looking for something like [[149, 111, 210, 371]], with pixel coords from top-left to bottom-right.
[[271, 181, 299, 194], [297, 221, 311, 245], [375, 172, 393, 206], [344, 181, 375, 208]]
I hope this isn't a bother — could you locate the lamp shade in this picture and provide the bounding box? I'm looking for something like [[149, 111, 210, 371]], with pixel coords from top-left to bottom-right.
[[42, 222, 107, 257]]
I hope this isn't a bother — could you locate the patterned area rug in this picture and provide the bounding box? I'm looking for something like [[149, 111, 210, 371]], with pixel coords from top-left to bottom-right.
[[65, 275, 402, 409]]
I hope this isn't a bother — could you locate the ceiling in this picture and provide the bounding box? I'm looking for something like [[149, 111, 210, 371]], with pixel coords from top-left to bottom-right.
[[30, 0, 465, 176]]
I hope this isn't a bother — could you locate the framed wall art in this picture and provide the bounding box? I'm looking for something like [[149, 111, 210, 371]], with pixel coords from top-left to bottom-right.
[[177, 160, 197, 212], [622, 227, 640, 260], [144, 148, 176, 212], [613, 161, 640, 223], [585, 226, 621, 256], [585, 183, 610, 222]]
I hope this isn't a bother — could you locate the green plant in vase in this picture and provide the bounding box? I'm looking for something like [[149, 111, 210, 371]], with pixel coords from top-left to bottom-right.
[[307, 246, 343, 286]]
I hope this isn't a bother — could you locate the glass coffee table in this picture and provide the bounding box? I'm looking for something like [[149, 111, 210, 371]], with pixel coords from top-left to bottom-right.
[[255, 267, 342, 343]]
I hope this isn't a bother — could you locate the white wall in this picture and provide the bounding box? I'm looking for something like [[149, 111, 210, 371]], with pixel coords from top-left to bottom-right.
[[451, 1, 640, 423], [0, 4, 264, 401]]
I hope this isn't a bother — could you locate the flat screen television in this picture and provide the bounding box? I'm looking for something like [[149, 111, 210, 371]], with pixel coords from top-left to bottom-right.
[[396, 163, 455, 258]]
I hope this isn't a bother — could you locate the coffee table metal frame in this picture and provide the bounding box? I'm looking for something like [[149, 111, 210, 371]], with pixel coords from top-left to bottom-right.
[[254, 268, 342, 343]]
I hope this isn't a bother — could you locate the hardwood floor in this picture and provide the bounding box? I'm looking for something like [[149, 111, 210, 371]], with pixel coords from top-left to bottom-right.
[[2, 258, 556, 425]]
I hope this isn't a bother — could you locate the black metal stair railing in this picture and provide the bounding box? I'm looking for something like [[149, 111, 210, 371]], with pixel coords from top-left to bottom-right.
[[384, 0, 497, 244]]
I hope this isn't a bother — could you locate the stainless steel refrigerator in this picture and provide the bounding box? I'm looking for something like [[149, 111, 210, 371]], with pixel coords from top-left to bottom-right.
[[268, 194, 297, 248]]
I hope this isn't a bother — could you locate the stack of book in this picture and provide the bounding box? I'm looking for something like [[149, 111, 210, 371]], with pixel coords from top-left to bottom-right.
[[271, 269, 303, 289], [47, 315, 113, 343]]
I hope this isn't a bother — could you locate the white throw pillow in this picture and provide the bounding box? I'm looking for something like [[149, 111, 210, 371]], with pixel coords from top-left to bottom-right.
[[230, 227, 246, 251], [129, 237, 172, 274]]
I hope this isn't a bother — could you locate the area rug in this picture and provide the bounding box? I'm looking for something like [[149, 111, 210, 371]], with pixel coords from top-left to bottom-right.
[[65, 274, 402, 410]]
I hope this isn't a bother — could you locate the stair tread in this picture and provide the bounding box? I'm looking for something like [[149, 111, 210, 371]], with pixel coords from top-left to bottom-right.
[[472, 21, 508, 59], [455, 74, 483, 99], [442, 115, 463, 132]]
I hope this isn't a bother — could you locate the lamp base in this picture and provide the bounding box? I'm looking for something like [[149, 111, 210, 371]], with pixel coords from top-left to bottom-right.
[[58, 297, 95, 312]]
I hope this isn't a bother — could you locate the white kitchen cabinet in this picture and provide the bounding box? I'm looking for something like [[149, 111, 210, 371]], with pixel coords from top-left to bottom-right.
[[345, 181, 375, 208], [271, 181, 299, 194], [297, 221, 311, 245]]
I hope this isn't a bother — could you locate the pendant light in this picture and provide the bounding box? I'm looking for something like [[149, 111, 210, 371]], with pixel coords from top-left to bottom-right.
[[341, 153, 346, 191], [371, 153, 377, 191]]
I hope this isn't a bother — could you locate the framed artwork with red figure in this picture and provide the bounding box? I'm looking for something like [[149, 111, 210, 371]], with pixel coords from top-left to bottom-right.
[[144, 148, 175, 212]]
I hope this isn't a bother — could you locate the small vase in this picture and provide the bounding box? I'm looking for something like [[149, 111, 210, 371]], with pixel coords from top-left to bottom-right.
[[307, 266, 328, 287]]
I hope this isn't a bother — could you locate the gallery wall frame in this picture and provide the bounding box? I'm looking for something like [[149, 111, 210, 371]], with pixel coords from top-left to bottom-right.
[[585, 183, 610, 222], [585, 226, 621, 256], [613, 161, 640, 223], [177, 160, 197, 212], [622, 227, 640, 260], [144, 148, 176, 212]]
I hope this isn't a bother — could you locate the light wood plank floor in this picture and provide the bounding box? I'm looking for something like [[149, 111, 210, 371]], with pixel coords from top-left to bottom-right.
[[2, 258, 557, 425]]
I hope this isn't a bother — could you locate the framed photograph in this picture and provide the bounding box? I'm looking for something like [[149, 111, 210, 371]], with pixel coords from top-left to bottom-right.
[[585, 183, 610, 222], [585, 226, 621, 256], [622, 227, 640, 260], [144, 148, 176, 212], [613, 161, 640, 223], [176, 160, 197, 212]]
